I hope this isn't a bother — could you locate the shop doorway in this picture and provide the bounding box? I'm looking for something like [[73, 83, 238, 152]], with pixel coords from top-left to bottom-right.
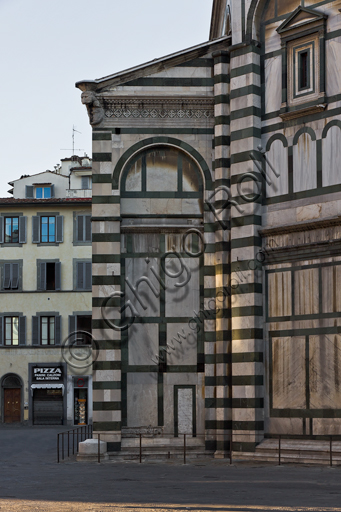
[[2, 374, 22, 423]]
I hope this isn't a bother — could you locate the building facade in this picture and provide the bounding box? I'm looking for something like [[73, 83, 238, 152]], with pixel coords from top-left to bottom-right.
[[0, 156, 93, 426], [76, 0, 341, 454]]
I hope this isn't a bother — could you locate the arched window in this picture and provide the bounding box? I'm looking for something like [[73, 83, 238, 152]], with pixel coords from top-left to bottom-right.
[[121, 146, 202, 195]]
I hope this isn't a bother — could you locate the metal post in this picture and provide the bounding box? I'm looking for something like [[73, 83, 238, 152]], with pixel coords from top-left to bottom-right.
[[98, 434, 101, 464], [67, 430, 70, 458], [278, 435, 281, 466], [139, 433, 142, 463], [330, 436, 333, 467], [62, 432, 64, 461], [73, 429, 75, 455], [184, 434, 186, 465], [57, 433, 60, 463], [230, 432, 233, 465], [77, 428, 79, 454]]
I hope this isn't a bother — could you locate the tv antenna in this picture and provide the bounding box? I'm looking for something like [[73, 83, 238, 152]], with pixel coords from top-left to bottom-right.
[[61, 125, 84, 155]]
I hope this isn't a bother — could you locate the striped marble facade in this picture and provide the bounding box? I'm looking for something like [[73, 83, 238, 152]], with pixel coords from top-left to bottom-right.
[[78, 0, 341, 454]]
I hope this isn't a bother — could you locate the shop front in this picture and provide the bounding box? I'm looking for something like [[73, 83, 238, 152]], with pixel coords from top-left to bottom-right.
[[29, 363, 67, 425]]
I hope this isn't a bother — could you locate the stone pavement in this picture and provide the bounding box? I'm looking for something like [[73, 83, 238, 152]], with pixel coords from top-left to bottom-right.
[[1, 427, 341, 511]]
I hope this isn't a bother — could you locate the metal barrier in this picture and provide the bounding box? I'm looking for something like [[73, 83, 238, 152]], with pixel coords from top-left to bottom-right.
[[60, 430, 338, 466], [57, 424, 93, 463]]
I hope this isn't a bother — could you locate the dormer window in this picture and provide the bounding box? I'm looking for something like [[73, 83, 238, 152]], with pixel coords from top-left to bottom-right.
[[36, 186, 51, 199], [277, 6, 327, 121], [25, 184, 55, 199]]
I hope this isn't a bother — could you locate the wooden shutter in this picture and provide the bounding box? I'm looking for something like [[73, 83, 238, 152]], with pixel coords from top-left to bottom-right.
[[81, 176, 88, 190], [55, 316, 61, 345], [32, 316, 39, 345], [77, 215, 84, 242], [85, 215, 91, 242], [77, 262, 84, 289], [25, 185, 34, 198], [19, 316, 26, 345], [85, 262, 92, 290], [40, 262, 46, 291], [69, 315, 76, 334], [32, 216, 40, 243], [0, 217, 3, 244], [56, 216, 63, 243], [50, 184, 55, 198], [55, 262, 61, 291], [11, 263, 19, 289], [3, 263, 11, 289], [19, 216, 27, 244], [0, 317, 3, 345]]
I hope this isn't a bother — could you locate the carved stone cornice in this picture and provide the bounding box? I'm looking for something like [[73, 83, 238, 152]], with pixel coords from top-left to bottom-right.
[[100, 97, 214, 120]]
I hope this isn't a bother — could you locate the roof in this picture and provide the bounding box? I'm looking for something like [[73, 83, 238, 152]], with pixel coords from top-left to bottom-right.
[[0, 198, 92, 206], [75, 36, 230, 91], [9, 170, 68, 184]]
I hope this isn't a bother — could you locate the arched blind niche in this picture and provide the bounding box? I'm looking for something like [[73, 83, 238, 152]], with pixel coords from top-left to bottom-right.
[[121, 146, 203, 217]]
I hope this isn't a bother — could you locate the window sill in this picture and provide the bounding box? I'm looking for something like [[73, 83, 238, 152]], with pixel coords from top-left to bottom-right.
[[279, 103, 327, 121]]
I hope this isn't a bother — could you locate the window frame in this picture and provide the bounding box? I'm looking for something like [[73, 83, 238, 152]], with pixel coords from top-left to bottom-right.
[[40, 316, 55, 346], [36, 186, 52, 199], [73, 213, 92, 245], [0, 261, 22, 292], [40, 216, 56, 243], [4, 316, 19, 346], [4, 217, 19, 244]]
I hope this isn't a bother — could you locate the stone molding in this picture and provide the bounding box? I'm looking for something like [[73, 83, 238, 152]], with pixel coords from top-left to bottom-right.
[[101, 97, 214, 120]]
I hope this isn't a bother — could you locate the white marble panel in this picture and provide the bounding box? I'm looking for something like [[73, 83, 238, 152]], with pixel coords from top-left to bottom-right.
[[326, 38, 341, 97], [165, 257, 200, 317], [322, 265, 341, 313], [272, 336, 306, 409], [294, 268, 319, 315], [125, 258, 160, 318], [266, 139, 288, 197], [127, 373, 158, 427], [178, 388, 193, 435], [166, 323, 197, 366], [268, 271, 292, 317], [128, 323, 159, 366], [293, 133, 317, 192], [309, 335, 341, 409], [322, 125, 341, 187]]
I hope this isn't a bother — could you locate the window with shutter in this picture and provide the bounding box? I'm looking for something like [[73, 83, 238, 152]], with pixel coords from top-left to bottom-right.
[[0, 217, 3, 244], [85, 216, 91, 242], [56, 216, 63, 243], [32, 216, 40, 243], [11, 264, 19, 289], [19, 316, 26, 345], [25, 185, 34, 198], [75, 215, 91, 243], [0, 317, 3, 345], [77, 262, 84, 289], [18, 217, 27, 244], [2, 262, 22, 291], [3, 263, 11, 289], [32, 316, 39, 345]]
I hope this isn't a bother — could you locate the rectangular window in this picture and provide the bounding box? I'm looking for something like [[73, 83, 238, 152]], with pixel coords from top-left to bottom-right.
[[3, 263, 20, 290], [4, 317, 19, 346], [40, 316, 55, 345], [36, 187, 51, 199], [38, 261, 61, 291], [76, 215, 91, 243], [299, 50, 310, 90], [41, 216, 55, 243], [76, 261, 92, 290], [81, 177, 92, 190], [5, 217, 19, 243]]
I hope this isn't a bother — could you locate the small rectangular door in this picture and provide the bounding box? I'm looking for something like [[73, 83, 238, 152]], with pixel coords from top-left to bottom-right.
[[4, 388, 21, 423]]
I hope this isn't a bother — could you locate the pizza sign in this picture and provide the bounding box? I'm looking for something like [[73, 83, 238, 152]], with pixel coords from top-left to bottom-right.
[[32, 367, 63, 382]]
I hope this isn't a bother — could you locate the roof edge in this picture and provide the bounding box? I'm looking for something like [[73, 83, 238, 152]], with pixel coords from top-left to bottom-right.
[[75, 36, 230, 91]]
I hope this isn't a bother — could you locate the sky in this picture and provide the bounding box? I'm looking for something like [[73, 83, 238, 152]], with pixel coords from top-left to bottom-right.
[[0, 0, 213, 197]]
